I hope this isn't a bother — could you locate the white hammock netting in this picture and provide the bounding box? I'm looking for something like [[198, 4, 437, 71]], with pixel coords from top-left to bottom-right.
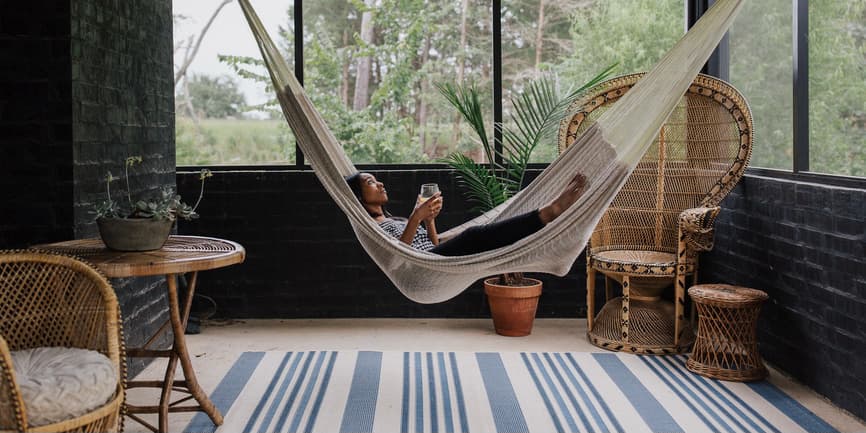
[[238, 0, 746, 303]]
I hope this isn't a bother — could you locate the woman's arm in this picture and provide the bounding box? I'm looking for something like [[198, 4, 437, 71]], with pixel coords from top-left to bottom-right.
[[425, 219, 439, 245], [400, 193, 442, 245], [424, 195, 442, 245]]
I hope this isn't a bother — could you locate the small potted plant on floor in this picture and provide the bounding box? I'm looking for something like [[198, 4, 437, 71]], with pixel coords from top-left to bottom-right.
[[438, 66, 614, 336], [93, 156, 212, 251]]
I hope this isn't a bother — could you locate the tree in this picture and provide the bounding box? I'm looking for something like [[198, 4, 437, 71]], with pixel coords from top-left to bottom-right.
[[729, 0, 793, 170], [215, 0, 688, 166], [353, 0, 376, 111], [730, 0, 866, 175], [532, 0, 683, 162], [174, 0, 234, 87], [178, 74, 246, 119], [807, 0, 866, 176]]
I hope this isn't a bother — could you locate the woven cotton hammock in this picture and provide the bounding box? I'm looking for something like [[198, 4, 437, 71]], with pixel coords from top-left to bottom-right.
[[239, 0, 746, 304]]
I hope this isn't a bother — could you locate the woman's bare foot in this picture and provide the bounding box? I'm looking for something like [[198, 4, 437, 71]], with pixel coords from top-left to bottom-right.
[[538, 173, 588, 224]]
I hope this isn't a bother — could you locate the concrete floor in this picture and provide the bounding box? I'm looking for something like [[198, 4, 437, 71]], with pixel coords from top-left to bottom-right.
[[126, 319, 866, 433]]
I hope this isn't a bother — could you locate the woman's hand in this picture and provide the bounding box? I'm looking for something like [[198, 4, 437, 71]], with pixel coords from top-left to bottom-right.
[[411, 192, 443, 223]]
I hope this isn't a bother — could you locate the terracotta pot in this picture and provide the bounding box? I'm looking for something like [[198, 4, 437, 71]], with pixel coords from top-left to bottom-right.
[[97, 217, 173, 251], [484, 277, 543, 337]]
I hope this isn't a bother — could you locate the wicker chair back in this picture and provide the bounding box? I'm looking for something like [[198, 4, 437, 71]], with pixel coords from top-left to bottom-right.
[[559, 72, 752, 257]]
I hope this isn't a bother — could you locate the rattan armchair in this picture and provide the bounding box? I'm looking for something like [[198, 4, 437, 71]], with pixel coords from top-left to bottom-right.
[[0, 250, 125, 432], [558, 73, 753, 354]]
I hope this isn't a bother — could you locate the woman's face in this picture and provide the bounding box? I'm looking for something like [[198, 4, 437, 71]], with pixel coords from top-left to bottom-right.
[[358, 173, 388, 205]]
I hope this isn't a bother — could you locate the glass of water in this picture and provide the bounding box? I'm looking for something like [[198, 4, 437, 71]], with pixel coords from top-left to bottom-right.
[[419, 183, 440, 202]]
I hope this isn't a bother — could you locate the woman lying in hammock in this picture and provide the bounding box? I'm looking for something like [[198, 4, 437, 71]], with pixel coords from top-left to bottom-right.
[[346, 172, 587, 256]]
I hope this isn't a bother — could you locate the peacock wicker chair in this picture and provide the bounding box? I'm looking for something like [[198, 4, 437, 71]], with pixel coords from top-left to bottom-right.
[[0, 250, 126, 432], [558, 72, 753, 354]]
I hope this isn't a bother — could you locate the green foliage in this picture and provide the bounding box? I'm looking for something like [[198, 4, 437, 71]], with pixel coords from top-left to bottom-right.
[[730, 0, 866, 175], [438, 64, 616, 214], [93, 157, 211, 221], [729, 0, 793, 170], [807, 0, 866, 176], [200, 0, 494, 164], [178, 0, 864, 176], [179, 74, 247, 118], [503, 0, 684, 163]]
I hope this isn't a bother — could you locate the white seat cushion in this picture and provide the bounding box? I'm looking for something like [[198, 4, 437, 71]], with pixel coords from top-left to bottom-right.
[[11, 347, 117, 427]]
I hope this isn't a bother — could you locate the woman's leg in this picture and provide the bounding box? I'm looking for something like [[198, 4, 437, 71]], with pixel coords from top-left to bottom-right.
[[430, 210, 545, 256], [430, 173, 588, 256]]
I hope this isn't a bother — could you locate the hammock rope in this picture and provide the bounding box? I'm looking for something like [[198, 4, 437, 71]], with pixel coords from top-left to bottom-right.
[[238, 0, 746, 303]]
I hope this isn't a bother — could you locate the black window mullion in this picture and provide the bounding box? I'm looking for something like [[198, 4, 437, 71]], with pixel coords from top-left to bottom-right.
[[294, 0, 305, 168], [492, 0, 503, 166], [706, 0, 730, 81], [793, 0, 809, 173], [686, 0, 729, 79]]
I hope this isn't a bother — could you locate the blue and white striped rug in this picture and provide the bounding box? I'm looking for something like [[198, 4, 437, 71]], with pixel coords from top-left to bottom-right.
[[185, 351, 837, 433]]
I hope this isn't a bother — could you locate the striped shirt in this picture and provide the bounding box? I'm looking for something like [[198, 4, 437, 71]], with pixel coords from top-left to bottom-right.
[[378, 218, 436, 252]]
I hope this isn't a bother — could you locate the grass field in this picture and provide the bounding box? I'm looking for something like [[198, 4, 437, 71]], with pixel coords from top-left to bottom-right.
[[175, 116, 564, 166], [176, 118, 295, 166]]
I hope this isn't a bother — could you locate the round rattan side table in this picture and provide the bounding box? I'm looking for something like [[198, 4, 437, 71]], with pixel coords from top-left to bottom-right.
[[687, 284, 768, 381]]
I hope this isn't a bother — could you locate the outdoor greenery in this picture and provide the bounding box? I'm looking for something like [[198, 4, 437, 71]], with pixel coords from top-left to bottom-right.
[[175, 0, 865, 177], [177, 74, 246, 119], [806, 0, 866, 176], [730, 0, 865, 176], [176, 118, 294, 165]]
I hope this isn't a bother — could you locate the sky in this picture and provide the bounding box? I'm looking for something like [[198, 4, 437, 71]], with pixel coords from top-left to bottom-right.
[[173, 0, 294, 108]]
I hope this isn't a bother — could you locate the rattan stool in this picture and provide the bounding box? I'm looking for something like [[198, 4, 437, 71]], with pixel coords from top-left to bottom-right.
[[687, 284, 768, 381]]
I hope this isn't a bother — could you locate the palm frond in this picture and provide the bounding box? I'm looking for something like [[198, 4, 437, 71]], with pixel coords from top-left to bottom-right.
[[435, 82, 497, 170], [440, 153, 509, 212], [501, 63, 618, 189], [437, 63, 617, 214], [556, 62, 619, 127]]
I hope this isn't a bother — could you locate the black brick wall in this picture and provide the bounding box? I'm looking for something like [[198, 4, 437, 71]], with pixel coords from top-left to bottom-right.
[[0, 0, 176, 376], [0, 0, 75, 247], [177, 168, 587, 319], [702, 174, 866, 421]]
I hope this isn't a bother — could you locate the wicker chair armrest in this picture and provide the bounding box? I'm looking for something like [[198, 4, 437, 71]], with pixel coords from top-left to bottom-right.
[[0, 334, 27, 432], [678, 206, 721, 252]]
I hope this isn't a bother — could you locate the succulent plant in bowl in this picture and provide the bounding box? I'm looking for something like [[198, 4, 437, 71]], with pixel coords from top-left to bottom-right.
[[93, 156, 212, 251]]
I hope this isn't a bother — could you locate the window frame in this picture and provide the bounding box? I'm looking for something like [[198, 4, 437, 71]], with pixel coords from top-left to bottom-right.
[[695, 0, 864, 186], [181, 0, 865, 188]]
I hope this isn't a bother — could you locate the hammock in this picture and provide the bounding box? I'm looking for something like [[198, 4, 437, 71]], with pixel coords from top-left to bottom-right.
[[239, 0, 746, 304]]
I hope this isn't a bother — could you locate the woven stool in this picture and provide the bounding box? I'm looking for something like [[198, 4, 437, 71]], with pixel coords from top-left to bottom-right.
[[687, 284, 768, 381]]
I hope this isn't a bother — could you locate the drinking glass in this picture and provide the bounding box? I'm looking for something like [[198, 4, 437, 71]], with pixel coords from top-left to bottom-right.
[[419, 183, 440, 203]]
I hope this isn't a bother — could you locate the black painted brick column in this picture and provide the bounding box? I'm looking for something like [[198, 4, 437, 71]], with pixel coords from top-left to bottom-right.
[[70, 0, 176, 375], [702, 175, 866, 421], [1, 0, 176, 377], [176, 168, 587, 319]]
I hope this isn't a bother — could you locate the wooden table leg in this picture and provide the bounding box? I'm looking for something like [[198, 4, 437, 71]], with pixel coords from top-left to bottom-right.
[[164, 272, 224, 429], [158, 350, 179, 432]]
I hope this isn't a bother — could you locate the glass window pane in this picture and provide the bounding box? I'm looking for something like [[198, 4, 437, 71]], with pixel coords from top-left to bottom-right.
[[729, 0, 793, 171], [809, 1, 866, 177], [303, 0, 492, 164], [502, 0, 684, 163], [173, 1, 297, 166]]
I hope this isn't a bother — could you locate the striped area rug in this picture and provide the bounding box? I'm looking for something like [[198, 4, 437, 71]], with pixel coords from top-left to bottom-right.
[[185, 351, 837, 433]]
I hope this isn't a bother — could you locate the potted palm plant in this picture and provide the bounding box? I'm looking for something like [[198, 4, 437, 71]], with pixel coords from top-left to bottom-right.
[[438, 65, 615, 336]]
